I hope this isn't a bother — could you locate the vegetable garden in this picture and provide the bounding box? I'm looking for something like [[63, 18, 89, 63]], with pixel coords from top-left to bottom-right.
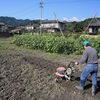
[[12, 34, 100, 56]]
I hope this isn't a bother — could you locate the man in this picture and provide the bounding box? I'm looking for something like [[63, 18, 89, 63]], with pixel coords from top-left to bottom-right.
[[75, 40, 98, 96]]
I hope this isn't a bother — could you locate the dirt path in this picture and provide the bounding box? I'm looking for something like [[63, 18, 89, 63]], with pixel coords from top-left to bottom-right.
[[0, 38, 100, 100]]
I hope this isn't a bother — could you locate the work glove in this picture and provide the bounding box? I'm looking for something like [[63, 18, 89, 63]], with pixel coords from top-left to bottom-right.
[[75, 62, 79, 65]]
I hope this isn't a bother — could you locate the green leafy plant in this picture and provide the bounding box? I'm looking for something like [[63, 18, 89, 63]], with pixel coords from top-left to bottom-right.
[[12, 34, 100, 55]]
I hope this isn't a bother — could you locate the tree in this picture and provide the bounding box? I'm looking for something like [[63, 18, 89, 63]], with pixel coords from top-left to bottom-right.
[[73, 22, 83, 32]]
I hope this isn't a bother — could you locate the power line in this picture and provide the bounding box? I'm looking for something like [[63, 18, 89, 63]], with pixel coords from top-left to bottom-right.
[[6, 3, 38, 16], [5, 0, 100, 16], [3, 0, 99, 20], [44, 0, 100, 4], [14, 6, 39, 19], [5, 0, 99, 18], [5, 3, 41, 20]]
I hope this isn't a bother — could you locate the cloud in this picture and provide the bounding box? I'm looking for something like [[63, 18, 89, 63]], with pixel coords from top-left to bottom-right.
[[62, 17, 81, 22], [63, 17, 69, 21], [69, 17, 79, 22], [97, 16, 100, 18], [81, 18, 86, 21]]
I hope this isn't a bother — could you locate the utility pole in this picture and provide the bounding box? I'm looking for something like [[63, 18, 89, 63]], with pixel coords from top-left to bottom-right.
[[39, 2, 43, 34]]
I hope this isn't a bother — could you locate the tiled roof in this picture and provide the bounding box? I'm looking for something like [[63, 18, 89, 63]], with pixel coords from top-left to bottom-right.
[[89, 21, 100, 26], [41, 20, 65, 24], [11, 28, 24, 32]]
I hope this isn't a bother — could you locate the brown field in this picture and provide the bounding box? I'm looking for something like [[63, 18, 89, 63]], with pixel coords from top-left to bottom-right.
[[0, 38, 100, 100]]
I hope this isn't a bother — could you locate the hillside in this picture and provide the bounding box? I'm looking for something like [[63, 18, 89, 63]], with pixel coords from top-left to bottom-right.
[[0, 16, 100, 32], [66, 17, 100, 32], [0, 16, 40, 27]]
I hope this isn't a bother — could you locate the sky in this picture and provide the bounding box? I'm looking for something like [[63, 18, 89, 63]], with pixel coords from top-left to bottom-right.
[[0, 0, 100, 22]]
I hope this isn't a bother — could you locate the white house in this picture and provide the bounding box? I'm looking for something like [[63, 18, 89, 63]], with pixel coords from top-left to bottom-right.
[[41, 20, 65, 32], [89, 21, 100, 34], [25, 24, 39, 31]]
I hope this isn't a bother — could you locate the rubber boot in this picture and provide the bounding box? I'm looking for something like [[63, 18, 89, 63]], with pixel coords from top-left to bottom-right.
[[92, 85, 96, 96], [75, 84, 84, 90], [76, 80, 84, 90]]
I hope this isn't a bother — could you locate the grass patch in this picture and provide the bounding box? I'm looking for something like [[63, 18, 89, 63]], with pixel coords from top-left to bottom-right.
[[0, 37, 81, 61]]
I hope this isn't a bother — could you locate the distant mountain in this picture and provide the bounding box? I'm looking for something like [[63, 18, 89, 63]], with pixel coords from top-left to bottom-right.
[[68, 17, 100, 26], [0, 16, 40, 27], [0, 16, 100, 28]]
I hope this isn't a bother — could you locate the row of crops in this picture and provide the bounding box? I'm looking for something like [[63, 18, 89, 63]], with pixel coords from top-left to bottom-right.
[[11, 34, 100, 56]]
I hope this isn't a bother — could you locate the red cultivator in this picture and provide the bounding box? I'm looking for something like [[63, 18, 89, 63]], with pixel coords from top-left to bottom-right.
[[54, 61, 75, 82]]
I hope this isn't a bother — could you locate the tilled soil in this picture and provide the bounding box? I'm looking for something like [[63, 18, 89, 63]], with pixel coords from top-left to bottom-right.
[[0, 39, 100, 100]]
